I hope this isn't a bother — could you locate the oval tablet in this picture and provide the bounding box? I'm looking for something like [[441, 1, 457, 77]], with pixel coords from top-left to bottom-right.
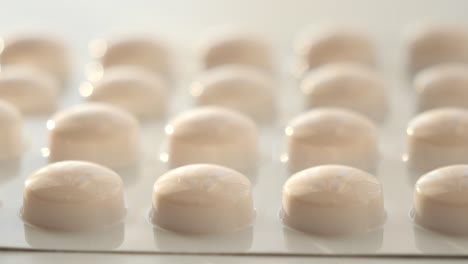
[[22, 161, 126, 230], [413, 165, 468, 234], [0, 34, 70, 84], [294, 27, 375, 78], [151, 164, 255, 234], [285, 108, 378, 173], [0, 100, 23, 159], [48, 103, 140, 169], [282, 165, 385, 235], [414, 63, 468, 111], [301, 64, 388, 122], [165, 107, 258, 171], [82, 66, 167, 119], [406, 108, 468, 173], [191, 65, 276, 121]]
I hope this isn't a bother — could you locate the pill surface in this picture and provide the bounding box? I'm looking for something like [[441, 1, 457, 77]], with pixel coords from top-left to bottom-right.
[[406, 108, 468, 173], [191, 65, 276, 121], [414, 63, 468, 112], [0, 34, 70, 84], [48, 103, 140, 169], [413, 164, 468, 234], [82, 66, 167, 119], [301, 63, 387, 122], [151, 164, 255, 234], [282, 165, 385, 235], [285, 108, 378, 173], [0, 100, 23, 159], [294, 27, 375, 78], [165, 107, 258, 171], [22, 161, 126, 231]]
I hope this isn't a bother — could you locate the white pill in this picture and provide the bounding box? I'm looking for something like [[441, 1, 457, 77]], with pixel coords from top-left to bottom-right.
[[151, 164, 255, 234], [406, 108, 468, 173], [282, 165, 385, 235], [0, 100, 23, 159], [90, 36, 172, 78], [301, 63, 388, 122], [414, 63, 468, 112], [0, 66, 59, 114], [191, 65, 276, 121], [48, 103, 140, 169], [22, 161, 126, 231], [405, 24, 468, 74], [82, 66, 167, 119], [413, 165, 468, 234], [165, 107, 258, 171], [285, 108, 378, 173], [198, 28, 274, 72], [294, 27, 375, 78], [0, 34, 70, 84]]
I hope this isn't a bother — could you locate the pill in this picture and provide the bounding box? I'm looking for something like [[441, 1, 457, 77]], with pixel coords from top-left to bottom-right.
[[301, 63, 387, 122], [81, 66, 167, 119], [414, 63, 468, 112], [294, 26, 375, 78], [0, 100, 23, 159], [413, 164, 468, 234], [22, 161, 126, 231], [406, 108, 468, 173], [198, 28, 274, 72], [48, 103, 140, 169], [0, 34, 70, 84], [90, 36, 172, 79], [0, 66, 59, 114], [190, 65, 276, 121], [164, 106, 258, 171], [151, 164, 255, 234], [405, 24, 468, 75], [284, 108, 378, 173], [281, 165, 385, 235]]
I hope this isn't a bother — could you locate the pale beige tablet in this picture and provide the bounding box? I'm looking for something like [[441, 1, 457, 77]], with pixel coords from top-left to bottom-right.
[[405, 24, 468, 74], [0, 100, 23, 159], [165, 107, 258, 171], [282, 165, 385, 235], [22, 161, 126, 231], [151, 164, 255, 234], [191, 65, 276, 121], [82, 66, 167, 119], [285, 108, 378, 173], [406, 108, 468, 173], [48, 103, 140, 169], [0, 34, 70, 84], [294, 26, 375, 78], [414, 63, 468, 111], [414, 164, 468, 234], [0, 66, 59, 114], [301, 63, 387, 122]]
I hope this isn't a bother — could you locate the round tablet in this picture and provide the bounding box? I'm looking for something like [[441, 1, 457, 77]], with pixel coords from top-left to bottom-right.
[[282, 165, 384, 235], [301, 64, 388, 122], [82, 66, 167, 119], [191, 65, 276, 121], [294, 27, 375, 78], [414, 63, 468, 112], [0, 34, 70, 84], [405, 24, 468, 74], [22, 161, 126, 231], [406, 108, 468, 173], [0, 66, 59, 114], [0, 100, 23, 159], [165, 107, 258, 171], [285, 108, 378, 173], [151, 164, 255, 234], [198, 28, 274, 72], [90, 36, 171, 78], [48, 103, 140, 169]]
